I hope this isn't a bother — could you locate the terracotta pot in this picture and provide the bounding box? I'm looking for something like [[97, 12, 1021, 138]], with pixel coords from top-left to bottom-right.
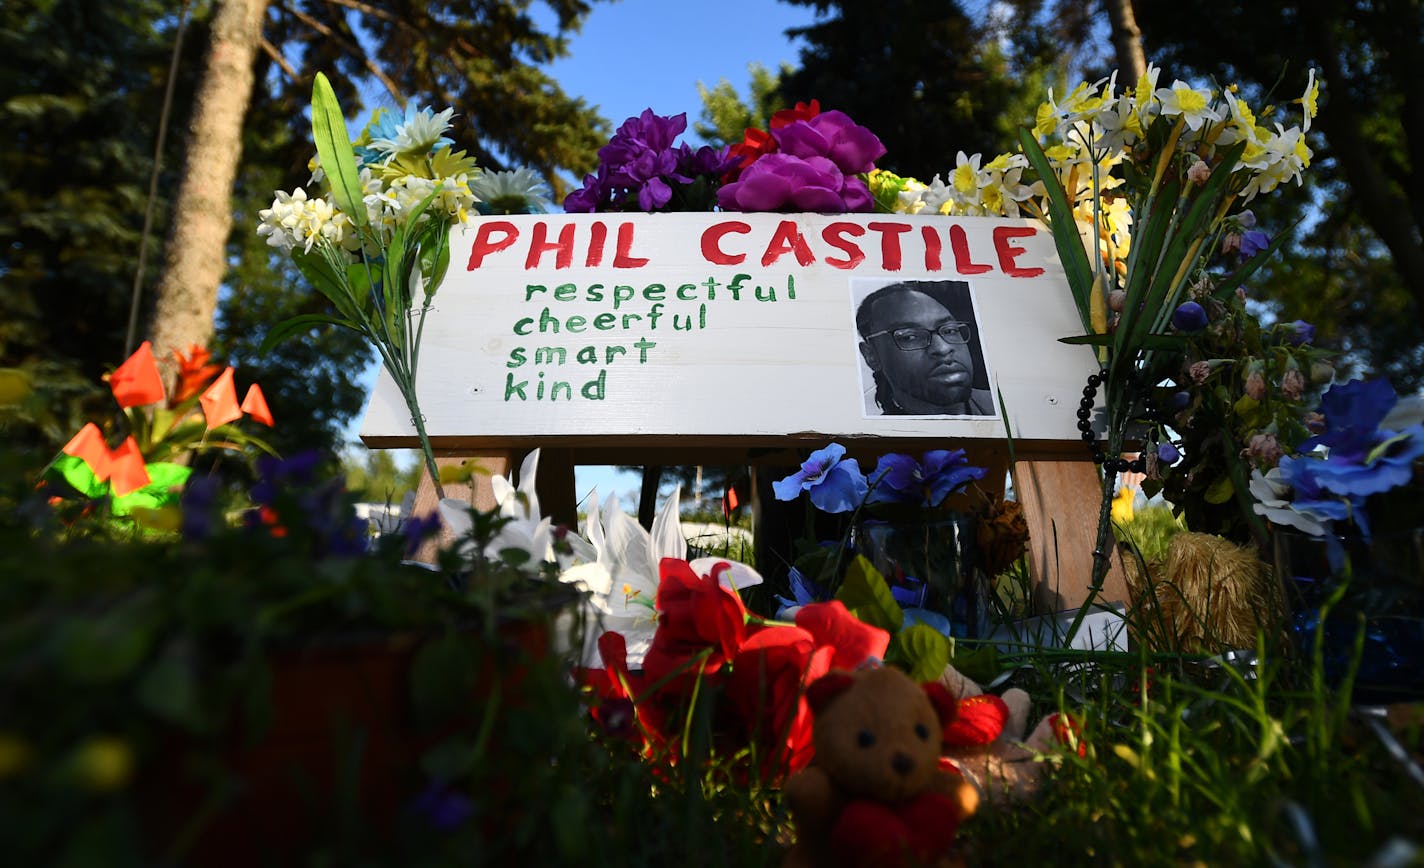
[[139, 612, 559, 866]]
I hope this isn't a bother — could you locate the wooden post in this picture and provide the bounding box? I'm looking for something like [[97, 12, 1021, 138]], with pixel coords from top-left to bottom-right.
[[1013, 456, 1129, 612]]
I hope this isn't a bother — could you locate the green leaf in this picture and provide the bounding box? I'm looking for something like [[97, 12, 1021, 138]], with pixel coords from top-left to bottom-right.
[[1018, 127, 1094, 331], [1060, 333, 1188, 351], [1122, 141, 1248, 360], [48, 453, 109, 498], [292, 249, 363, 322], [311, 73, 366, 232], [1205, 474, 1235, 505], [835, 555, 903, 633], [260, 313, 357, 355], [137, 648, 204, 730], [111, 462, 191, 515], [892, 623, 951, 683]]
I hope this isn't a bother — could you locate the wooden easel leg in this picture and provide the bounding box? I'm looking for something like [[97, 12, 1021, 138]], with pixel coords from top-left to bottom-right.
[[1013, 458, 1129, 613], [407, 450, 516, 565]]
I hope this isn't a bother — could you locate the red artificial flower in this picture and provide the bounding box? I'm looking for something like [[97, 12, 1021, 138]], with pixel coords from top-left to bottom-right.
[[108, 341, 165, 408], [107, 437, 151, 497], [199, 367, 243, 429], [724, 624, 834, 780], [728, 126, 778, 173], [171, 345, 224, 404], [240, 384, 275, 426], [1048, 712, 1087, 758], [941, 693, 1010, 749], [794, 600, 891, 671], [62, 423, 113, 482], [769, 99, 821, 129], [641, 558, 748, 694]]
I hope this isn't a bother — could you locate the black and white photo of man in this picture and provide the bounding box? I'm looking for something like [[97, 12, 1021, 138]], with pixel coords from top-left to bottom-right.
[[854, 279, 995, 417]]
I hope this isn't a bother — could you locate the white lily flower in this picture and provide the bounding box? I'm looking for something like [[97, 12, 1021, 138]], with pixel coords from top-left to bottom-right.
[[560, 484, 762, 669]]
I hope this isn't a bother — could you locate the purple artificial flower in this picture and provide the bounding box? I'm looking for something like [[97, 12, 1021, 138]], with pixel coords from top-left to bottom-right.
[[772, 442, 868, 513], [1171, 301, 1209, 332], [1168, 390, 1193, 412], [1239, 229, 1271, 258], [771, 110, 886, 175], [866, 449, 987, 508], [402, 510, 444, 557], [1157, 442, 1182, 465], [1285, 319, 1316, 346], [717, 153, 873, 213], [409, 781, 474, 831], [562, 109, 733, 212]]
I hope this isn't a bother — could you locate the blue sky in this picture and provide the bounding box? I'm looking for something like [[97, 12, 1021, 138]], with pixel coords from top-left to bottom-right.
[[534, 0, 818, 145], [355, 0, 820, 509]]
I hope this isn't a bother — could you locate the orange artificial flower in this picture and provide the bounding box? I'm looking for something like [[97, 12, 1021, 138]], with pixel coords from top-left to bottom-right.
[[171, 345, 223, 404], [107, 437, 151, 497], [199, 367, 243, 429], [62, 423, 113, 481], [240, 384, 275, 427], [108, 342, 165, 408]]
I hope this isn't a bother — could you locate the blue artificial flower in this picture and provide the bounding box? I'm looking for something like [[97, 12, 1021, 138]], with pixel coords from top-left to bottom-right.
[[774, 566, 829, 617], [1301, 379, 1399, 459], [1239, 229, 1271, 258], [772, 442, 868, 513], [1285, 319, 1316, 346], [866, 449, 987, 508], [1171, 301, 1209, 332], [1157, 442, 1182, 465]]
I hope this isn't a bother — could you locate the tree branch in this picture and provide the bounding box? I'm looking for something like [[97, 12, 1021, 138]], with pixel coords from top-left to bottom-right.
[[278, 0, 404, 103]]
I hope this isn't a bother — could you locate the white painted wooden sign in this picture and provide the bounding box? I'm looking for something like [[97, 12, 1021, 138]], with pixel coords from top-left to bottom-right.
[[358, 212, 1098, 447]]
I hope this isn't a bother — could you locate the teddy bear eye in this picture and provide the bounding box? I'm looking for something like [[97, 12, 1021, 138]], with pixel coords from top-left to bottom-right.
[[915, 723, 931, 740], [856, 730, 876, 748]]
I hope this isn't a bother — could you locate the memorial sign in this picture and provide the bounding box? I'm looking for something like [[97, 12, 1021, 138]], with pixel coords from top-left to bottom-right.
[[359, 212, 1099, 449]]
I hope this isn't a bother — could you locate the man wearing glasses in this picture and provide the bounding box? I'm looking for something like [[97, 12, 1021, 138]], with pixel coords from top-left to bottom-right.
[[855, 280, 994, 416]]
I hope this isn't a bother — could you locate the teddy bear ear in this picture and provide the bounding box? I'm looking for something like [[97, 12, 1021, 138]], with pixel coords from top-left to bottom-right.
[[922, 681, 960, 726], [806, 671, 857, 714]]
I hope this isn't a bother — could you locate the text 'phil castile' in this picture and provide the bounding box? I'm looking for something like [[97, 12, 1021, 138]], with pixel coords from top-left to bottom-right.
[[465, 218, 1047, 278]]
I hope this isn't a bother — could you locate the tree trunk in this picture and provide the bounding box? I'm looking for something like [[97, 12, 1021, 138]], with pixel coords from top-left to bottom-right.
[[1103, 0, 1146, 81], [148, 0, 270, 361]]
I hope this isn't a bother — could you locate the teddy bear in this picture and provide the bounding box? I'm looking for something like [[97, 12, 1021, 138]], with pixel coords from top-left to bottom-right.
[[934, 663, 1082, 806], [781, 665, 979, 868]]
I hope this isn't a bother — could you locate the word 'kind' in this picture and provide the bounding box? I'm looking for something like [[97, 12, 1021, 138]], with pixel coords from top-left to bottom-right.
[[465, 217, 1047, 277]]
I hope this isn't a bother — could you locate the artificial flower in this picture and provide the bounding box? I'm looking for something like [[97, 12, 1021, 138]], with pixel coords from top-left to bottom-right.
[[364, 103, 457, 160], [865, 449, 987, 508], [240, 384, 275, 427], [772, 443, 869, 513], [1171, 301, 1208, 332], [470, 167, 553, 215], [716, 153, 871, 213], [724, 625, 832, 779], [793, 600, 890, 671], [172, 345, 224, 404], [199, 367, 243, 429], [641, 558, 749, 693], [108, 342, 165, 409], [107, 437, 151, 498]]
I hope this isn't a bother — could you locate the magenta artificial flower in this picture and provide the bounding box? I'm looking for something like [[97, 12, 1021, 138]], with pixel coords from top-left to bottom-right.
[[717, 153, 873, 213], [771, 109, 885, 175]]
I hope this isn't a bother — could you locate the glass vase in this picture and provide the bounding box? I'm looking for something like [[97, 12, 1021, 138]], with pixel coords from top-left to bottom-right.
[[1274, 528, 1424, 703], [855, 514, 989, 639]]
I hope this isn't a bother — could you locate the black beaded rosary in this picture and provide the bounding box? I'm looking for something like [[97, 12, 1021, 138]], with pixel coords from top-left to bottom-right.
[[1078, 370, 1161, 475]]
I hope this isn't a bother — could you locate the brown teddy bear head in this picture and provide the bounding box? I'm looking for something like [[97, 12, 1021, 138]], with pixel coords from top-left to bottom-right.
[[806, 666, 959, 803]]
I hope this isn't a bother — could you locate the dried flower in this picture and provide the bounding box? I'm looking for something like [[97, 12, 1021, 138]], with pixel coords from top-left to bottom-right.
[[1189, 361, 1212, 385], [1244, 368, 1267, 401], [976, 496, 1030, 577], [1281, 366, 1306, 401], [1247, 432, 1284, 466]]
